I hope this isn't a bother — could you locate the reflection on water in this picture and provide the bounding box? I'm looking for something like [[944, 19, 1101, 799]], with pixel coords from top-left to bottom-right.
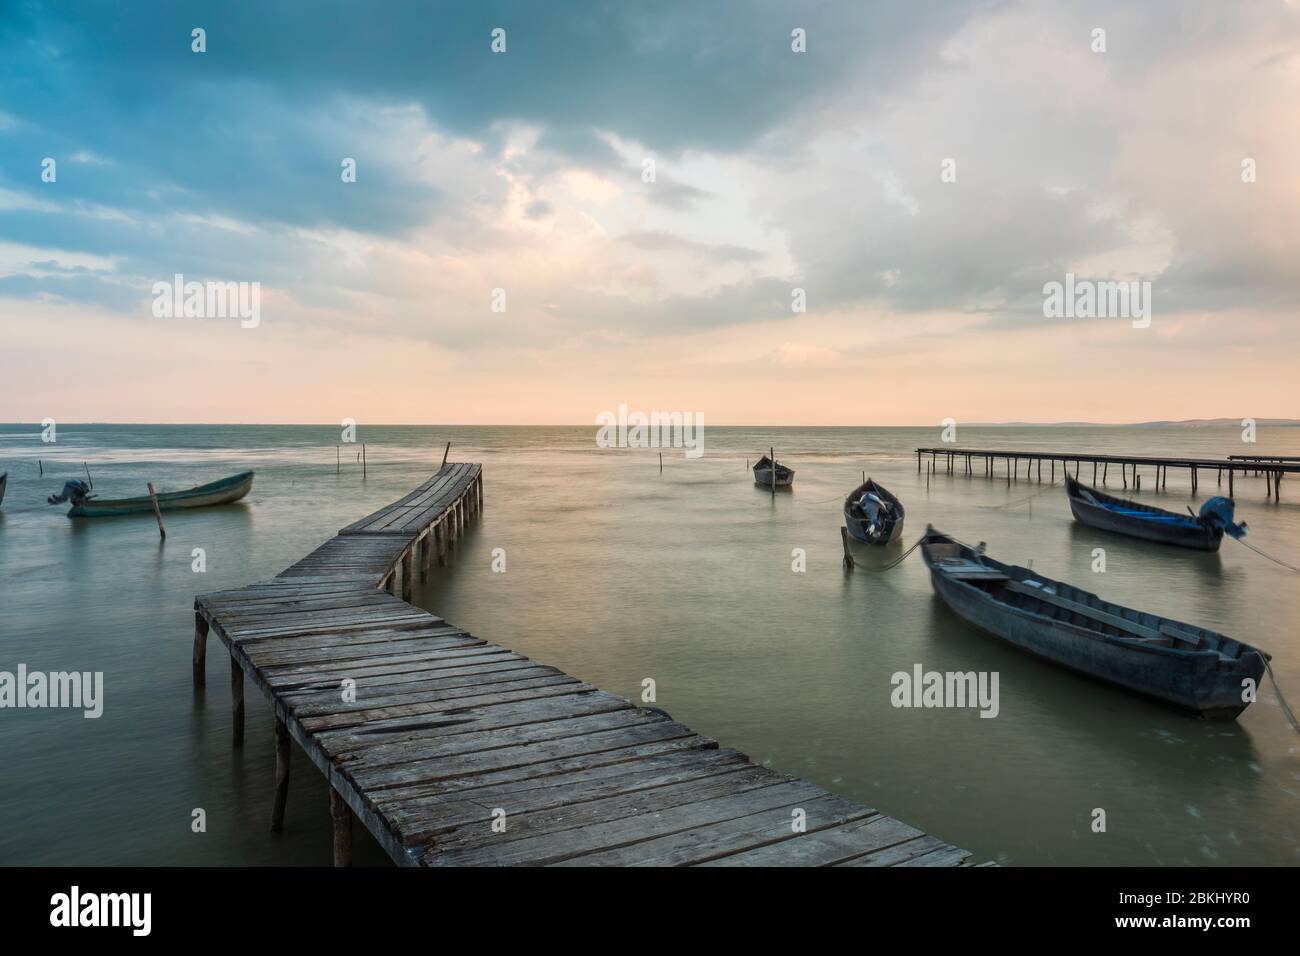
[[0, 424, 1297, 866]]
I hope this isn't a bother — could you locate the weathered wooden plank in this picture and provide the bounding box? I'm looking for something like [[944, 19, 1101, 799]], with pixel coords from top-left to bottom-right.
[[299, 680, 598, 732], [554, 792, 875, 867], [388, 749, 753, 846], [423, 775, 826, 866], [362, 730, 714, 803], [316, 691, 633, 756], [699, 812, 925, 867]]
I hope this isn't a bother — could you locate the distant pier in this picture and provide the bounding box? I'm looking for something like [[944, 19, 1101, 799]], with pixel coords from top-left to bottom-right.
[[192, 461, 972, 867], [916, 447, 1297, 500]]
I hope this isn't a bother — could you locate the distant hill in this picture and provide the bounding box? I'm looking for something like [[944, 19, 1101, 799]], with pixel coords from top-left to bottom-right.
[[970, 418, 1300, 428]]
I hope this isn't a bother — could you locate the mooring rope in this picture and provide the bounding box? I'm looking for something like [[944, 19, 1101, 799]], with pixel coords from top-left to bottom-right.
[[1260, 657, 1300, 737], [848, 534, 925, 572], [1234, 537, 1300, 574], [976, 478, 1062, 510]]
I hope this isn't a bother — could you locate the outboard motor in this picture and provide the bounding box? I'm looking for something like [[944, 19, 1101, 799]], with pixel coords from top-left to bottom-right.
[[1198, 496, 1248, 539], [47, 480, 91, 506]]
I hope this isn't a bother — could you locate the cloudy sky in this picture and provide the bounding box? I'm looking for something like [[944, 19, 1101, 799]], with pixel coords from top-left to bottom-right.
[[1, 0, 1297, 424]]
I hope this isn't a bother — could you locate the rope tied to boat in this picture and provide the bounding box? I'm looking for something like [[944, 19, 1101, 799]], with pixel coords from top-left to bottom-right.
[[1233, 537, 1300, 574], [976, 478, 1062, 510], [848, 534, 925, 572], [1259, 657, 1300, 738]]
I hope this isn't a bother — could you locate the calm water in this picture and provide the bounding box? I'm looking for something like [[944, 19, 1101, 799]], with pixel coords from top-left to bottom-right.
[[1, 424, 1298, 866]]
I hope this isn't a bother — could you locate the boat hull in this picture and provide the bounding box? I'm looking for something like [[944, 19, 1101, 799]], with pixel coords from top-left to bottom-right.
[[0, 472, 7, 508], [921, 530, 1265, 718], [69, 471, 254, 517], [752, 456, 794, 488], [1067, 494, 1222, 550], [843, 479, 905, 545]]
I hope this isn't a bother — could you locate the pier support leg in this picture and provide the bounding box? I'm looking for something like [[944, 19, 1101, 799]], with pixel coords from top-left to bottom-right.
[[435, 521, 447, 566], [477, 475, 484, 512], [193, 613, 209, 687], [401, 550, 413, 601], [420, 535, 431, 581], [1192, 466, 1197, 494], [330, 788, 352, 867], [917, 451, 921, 473], [1229, 469, 1234, 497], [271, 718, 290, 833], [384, 573, 394, 595], [231, 655, 245, 747], [1103, 462, 1108, 483]]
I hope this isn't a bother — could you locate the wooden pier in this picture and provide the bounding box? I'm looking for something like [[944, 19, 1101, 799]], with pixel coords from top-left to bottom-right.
[[192, 461, 972, 867], [916, 447, 1298, 500]]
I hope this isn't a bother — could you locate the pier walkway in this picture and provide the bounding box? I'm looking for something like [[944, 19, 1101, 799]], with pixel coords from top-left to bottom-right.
[[917, 447, 1298, 500], [192, 462, 972, 867]]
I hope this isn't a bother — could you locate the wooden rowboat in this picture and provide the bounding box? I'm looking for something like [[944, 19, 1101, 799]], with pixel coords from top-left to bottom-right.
[[753, 455, 794, 489], [1065, 475, 1241, 551], [67, 471, 254, 517], [0, 472, 7, 509], [843, 478, 905, 545], [920, 528, 1267, 718]]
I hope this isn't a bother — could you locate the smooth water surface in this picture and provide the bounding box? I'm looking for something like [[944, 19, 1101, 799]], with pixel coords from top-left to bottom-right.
[[1, 424, 1298, 865]]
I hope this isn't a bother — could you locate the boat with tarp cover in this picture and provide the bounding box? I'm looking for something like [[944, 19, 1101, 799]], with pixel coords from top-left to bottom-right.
[[843, 478, 905, 545]]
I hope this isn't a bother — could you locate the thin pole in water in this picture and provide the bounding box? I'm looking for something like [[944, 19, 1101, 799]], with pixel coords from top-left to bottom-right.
[[659, 452, 663, 474], [770, 447, 776, 497], [38, 459, 43, 477], [84, 462, 92, 489], [362, 444, 367, 479], [441, 441, 451, 468], [841, 526, 855, 570], [147, 482, 166, 540], [336, 445, 340, 474]]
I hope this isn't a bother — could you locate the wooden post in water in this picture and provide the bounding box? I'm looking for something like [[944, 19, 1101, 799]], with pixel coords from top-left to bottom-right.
[[271, 718, 290, 833], [38, 459, 43, 477], [435, 520, 446, 566], [336, 446, 340, 474], [329, 788, 352, 867], [362, 444, 367, 479], [660, 452, 663, 474], [840, 526, 855, 570], [770, 447, 776, 497], [420, 534, 431, 581], [441, 441, 451, 469], [1229, 468, 1234, 497], [1103, 461, 1108, 483], [84, 462, 93, 489], [147, 482, 166, 540], [193, 612, 208, 686], [231, 655, 245, 746]]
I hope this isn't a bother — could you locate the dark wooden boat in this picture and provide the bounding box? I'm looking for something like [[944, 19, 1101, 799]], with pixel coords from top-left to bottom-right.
[[843, 478, 905, 544], [66, 471, 254, 517], [920, 528, 1268, 718], [1065, 475, 1236, 551], [753, 455, 794, 489], [0, 471, 7, 508]]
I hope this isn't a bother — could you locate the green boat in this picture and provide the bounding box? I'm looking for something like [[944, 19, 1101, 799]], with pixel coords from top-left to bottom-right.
[[66, 471, 254, 517]]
